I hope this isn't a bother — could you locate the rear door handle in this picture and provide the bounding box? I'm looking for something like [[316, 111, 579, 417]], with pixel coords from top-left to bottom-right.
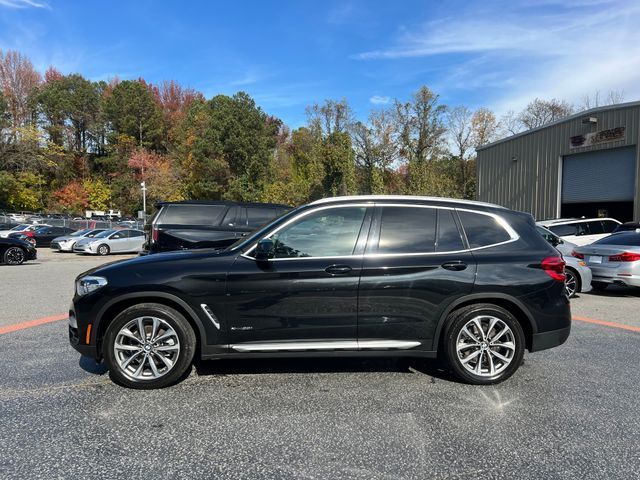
[[441, 261, 468, 271], [325, 264, 353, 275]]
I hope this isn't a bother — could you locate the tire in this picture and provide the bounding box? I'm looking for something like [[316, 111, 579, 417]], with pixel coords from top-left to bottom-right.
[[3, 246, 26, 265], [591, 282, 608, 291], [103, 303, 196, 389], [444, 303, 525, 385], [97, 244, 110, 256], [564, 268, 581, 298]]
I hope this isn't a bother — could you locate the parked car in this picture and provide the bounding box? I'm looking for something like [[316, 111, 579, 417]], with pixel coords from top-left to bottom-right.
[[143, 200, 291, 254], [0, 237, 37, 265], [535, 225, 592, 297], [69, 195, 571, 389], [613, 222, 640, 233], [537, 218, 621, 246], [73, 229, 145, 255], [9, 226, 75, 247], [0, 224, 45, 239], [0, 222, 19, 230], [572, 231, 640, 290], [50, 229, 107, 252]]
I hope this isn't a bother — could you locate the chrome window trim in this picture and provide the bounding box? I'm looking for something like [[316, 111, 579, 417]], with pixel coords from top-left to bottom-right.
[[241, 203, 518, 262]]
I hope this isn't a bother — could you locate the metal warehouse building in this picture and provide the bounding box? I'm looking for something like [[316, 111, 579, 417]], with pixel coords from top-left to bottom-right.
[[476, 102, 640, 222]]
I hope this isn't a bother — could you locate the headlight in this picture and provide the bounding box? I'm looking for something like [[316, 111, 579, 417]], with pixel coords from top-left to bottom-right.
[[76, 276, 108, 296]]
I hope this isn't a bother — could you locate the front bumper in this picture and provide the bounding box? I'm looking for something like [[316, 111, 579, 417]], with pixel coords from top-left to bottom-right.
[[68, 304, 100, 359], [530, 325, 571, 352], [73, 244, 95, 254]]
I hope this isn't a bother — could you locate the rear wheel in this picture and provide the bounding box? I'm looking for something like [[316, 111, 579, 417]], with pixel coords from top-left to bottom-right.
[[564, 268, 580, 297], [97, 244, 110, 256], [444, 304, 525, 385], [3, 246, 26, 265], [103, 303, 196, 389], [591, 282, 608, 291]]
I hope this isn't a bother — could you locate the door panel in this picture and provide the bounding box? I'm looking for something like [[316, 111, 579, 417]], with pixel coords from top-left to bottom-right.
[[224, 206, 371, 346], [357, 206, 476, 349]]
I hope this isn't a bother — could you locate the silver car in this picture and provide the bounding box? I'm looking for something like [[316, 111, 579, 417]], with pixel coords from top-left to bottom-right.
[[536, 225, 592, 297], [50, 229, 106, 252], [73, 229, 145, 256], [573, 231, 640, 291]]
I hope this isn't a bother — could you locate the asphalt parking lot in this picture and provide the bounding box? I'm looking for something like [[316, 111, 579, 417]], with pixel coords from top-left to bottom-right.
[[1, 250, 639, 479]]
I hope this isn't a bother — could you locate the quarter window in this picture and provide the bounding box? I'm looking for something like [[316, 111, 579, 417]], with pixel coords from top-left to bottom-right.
[[601, 220, 619, 233], [378, 207, 437, 254], [458, 210, 512, 248], [269, 207, 366, 258]]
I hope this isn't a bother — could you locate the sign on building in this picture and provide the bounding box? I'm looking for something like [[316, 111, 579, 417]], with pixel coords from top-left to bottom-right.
[[570, 127, 625, 149]]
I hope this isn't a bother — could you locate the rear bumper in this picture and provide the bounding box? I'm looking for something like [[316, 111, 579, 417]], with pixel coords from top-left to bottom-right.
[[530, 325, 571, 352], [591, 274, 640, 287]]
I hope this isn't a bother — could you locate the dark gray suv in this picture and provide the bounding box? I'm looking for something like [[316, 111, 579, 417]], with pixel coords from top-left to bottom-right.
[[143, 200, 290, 254]]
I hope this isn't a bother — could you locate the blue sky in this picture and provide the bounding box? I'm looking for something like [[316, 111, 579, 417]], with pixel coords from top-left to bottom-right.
[[1, 0, 639, 127]]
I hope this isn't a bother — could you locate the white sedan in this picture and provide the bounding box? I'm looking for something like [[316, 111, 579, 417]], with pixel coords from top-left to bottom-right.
[[73, 229, 145, 255]]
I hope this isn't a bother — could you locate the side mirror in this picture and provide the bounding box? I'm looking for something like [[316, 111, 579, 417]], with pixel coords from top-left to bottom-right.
[[255, 238, 274, 261]]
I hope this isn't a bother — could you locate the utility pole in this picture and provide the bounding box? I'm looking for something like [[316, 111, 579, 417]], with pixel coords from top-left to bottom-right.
[[140, 181, 147, 220]]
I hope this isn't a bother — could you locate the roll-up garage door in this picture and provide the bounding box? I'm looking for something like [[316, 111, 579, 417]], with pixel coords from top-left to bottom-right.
[[562, 146, 636, 203]]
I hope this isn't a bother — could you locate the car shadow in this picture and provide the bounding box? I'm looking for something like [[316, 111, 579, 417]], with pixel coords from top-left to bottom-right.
[[193, 356, 457, 382], [79, 355, 108, 375], [585, 285, 640, 298]]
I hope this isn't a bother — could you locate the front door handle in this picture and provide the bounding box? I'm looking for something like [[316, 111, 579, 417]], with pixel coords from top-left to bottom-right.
[[325, 264, 352, 275], [441, 261, 467, 271]]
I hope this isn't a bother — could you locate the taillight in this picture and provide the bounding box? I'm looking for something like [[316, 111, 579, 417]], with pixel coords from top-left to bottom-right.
[[152, 227, 159, 243], [541, 256, 566, 281], [25, 231, 34, 237], [571, 250, 584, 259], [609, 251, 640, 262]]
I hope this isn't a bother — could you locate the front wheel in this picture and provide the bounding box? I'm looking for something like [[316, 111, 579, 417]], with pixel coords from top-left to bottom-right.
[[444, 304, 525, 385], [97, 244, 110, 256], [3, 246, 26, 265], [103, 303, 196, 389]]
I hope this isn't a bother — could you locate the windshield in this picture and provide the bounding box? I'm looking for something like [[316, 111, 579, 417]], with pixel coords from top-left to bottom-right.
[[10, 224, 29, 231], [226, 205, 303, 252], [70, 229, 89, 237], [94, 229, 116, 239]]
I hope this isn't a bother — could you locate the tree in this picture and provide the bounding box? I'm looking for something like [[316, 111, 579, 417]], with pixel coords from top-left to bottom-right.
[[306, 98, 353, 138], [53, 180, 88, 213], [471, 108, 499, 148], [0, 50, 41, 130], [351, 108, 398, 194], [499, 110, 522, 137], [103, 79, 163, 148], [394, 86, 448, 194], [84, 178, 111, 210], [580, 89, 625, 111], [320, 131, 356, 196], [518, 98, 574, 130]]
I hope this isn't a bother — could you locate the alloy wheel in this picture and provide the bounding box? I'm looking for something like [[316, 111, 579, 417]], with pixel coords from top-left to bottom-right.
[[565, 270, 577, 297], [113, 316, 181, 381], [456, 315, 516, 377], [5, 247, 25, 265]]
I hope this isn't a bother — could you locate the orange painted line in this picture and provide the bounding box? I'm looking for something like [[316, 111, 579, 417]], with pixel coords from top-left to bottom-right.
[[573, 315, 640, 333], [0, 314, 68, 335]]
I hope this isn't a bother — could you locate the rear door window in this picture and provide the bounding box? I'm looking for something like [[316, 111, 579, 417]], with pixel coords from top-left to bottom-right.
[[457, 210, 512, 248], [377, 207, 437, 254], [160, 205, 228, 226]]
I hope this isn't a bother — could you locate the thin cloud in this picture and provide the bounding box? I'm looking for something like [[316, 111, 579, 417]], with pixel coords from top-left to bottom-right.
[[354, 1, 640, 113], [0, 0, 50, 8], [369, 95, 390, 105]]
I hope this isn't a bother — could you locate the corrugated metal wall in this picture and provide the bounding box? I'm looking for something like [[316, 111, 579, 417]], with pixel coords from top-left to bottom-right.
[[476, 103, 640, 221]]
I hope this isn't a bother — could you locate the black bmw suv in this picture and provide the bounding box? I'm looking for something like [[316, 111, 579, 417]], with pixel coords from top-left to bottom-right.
[[70, 196, 571, 389]]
